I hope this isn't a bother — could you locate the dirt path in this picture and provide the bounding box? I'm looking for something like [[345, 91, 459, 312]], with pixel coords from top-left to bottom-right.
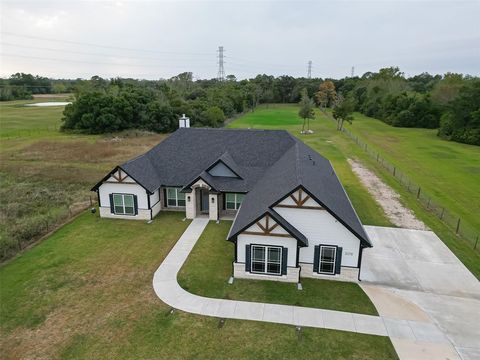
[[348, 158, 428, 230]]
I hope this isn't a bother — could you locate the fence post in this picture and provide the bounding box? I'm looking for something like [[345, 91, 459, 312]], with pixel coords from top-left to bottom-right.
[[417, 187, 421, 199], [456, 218, 461, 234], [474, 236, 479, 250], [393, 167, 396, 176], [376, 153, 379, 162], [440, 207, 445, 219], [90, 196, 93, 207], [427, 198, 431, 209]]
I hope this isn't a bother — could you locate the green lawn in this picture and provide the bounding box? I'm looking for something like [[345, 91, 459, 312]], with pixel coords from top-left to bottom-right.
[[342, 112, 480, 243], [230, 105, 480, 278], [178, 221, 378, 315], [0, 99, 165, 260], [0, 98, 72, 141], [0, 212, 397, 359]]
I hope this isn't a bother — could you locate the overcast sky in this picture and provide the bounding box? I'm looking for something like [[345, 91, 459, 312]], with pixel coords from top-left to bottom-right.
[[1, 0, 479, 80]]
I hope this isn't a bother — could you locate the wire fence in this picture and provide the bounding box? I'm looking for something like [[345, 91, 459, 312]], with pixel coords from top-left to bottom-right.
[[339, 125, 479, 252], [1, 197, 96, 262]]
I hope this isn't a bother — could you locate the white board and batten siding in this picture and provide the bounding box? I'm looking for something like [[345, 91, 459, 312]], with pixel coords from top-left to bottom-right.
[[235, 214, 299, 282], [98, 169, 151, 220], [274, 194, 360, 268], [150, 189, 161, 218], [236, 215, 297, 267]]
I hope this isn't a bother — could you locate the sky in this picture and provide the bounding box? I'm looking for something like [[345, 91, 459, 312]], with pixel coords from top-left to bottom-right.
[[1, 0, 479, 80]]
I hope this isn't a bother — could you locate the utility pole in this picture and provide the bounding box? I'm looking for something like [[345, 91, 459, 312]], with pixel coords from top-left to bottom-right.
[[307, 60, 312, 79], [351, 66, 355, 78], [217, 46, 225, 81]]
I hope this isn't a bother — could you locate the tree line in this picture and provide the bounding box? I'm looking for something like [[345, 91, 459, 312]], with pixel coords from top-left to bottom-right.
[[2, 69, 478, 145]]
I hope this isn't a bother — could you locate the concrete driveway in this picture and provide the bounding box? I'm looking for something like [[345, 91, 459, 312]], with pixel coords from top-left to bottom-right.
[[361, 226, 480, 360]]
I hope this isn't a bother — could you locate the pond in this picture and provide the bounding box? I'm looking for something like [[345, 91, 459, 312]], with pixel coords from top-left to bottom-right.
[[25, 102, 71, 107]]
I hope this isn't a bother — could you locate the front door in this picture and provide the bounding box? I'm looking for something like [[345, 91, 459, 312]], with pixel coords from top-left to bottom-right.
[[200, 190, 209, 213]]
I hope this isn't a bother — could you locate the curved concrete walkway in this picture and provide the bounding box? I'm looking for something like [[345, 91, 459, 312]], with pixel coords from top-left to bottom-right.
[[153, 218, 457, 359]]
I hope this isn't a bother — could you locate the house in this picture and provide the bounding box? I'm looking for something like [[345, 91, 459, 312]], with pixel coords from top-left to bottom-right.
[[92, 127, 372, 283]]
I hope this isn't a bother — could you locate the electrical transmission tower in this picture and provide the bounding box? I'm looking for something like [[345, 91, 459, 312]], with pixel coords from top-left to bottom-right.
[[351, 66, 355, 78], [217, 46, 225, 81], [307, 60, 312, 79]]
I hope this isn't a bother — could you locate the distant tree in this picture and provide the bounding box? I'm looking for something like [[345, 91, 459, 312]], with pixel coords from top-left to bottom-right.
[[298, 88, 315, 133], [332, 95, 355, 131], [202, 106, 225, 127], [315, 80, 337, 108], [438, 79, 480, 145], [430, 73, 465, 107]]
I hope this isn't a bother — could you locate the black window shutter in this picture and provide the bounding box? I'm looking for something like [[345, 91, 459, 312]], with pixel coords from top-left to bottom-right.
[[222, 194, 226, 210], [133, 195, 138, 215], [282, 247, 288, 275], [245, 245, 251, 272], [335, 247, 343, 274], [109, 194, 114, 213], [163, 188, 167, 207], [313, 245, 320, 273]]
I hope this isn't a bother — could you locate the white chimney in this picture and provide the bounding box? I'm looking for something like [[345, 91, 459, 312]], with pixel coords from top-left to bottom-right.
[[179, 114, 190, 128]]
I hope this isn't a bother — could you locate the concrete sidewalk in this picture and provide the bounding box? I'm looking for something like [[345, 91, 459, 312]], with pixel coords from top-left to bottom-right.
[[152, 218, 456, 359]]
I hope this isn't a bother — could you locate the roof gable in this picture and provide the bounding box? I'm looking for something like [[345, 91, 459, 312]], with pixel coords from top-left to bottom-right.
[[207, 160, 240, 178]]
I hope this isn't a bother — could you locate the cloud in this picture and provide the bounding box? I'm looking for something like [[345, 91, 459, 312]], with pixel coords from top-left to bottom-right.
[[0, 1, 479, 79]]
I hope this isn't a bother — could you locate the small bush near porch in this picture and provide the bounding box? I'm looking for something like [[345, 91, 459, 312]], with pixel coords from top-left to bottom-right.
[[178, 221, 378, 316]]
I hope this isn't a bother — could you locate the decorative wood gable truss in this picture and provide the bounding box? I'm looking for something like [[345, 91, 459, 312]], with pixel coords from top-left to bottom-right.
[[107, 169, 134, 183], [243, 214, 292, 238], [276, 188, 324, 210]]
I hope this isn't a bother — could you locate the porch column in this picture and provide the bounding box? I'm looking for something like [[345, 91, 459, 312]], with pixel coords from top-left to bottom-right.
[[209, 193, 219, 221], [186, 190, 196, 219]]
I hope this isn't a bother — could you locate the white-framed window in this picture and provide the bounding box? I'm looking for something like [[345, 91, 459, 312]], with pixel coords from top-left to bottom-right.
[[319, 245, 336, 275], [166, 187, 186, 207], [225, 193, 244, 210], [251, 245, 282, 275], [113, 193, 135, 215]]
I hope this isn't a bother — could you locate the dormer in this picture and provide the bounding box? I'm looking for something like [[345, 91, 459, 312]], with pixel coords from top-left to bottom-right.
[[206, 152, 242, 179], [208, 161, 239, 178]]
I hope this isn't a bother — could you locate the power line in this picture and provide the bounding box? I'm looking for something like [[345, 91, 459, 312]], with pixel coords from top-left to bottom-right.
[[217, 46, 225, 81], [1, 53, 216, 70], [1, 31, 213, 56], [351, 66, 355, 77], [307, 60, 312, 79], [0, 42, 213, 63]]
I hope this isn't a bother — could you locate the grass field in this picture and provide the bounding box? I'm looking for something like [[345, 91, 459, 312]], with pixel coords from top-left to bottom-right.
[[341, 112, 480, 242], [229, 104, 480, 278], [178, 221, 378, 315], [0, 99, 165, 259], [0, 212, 398, 359]]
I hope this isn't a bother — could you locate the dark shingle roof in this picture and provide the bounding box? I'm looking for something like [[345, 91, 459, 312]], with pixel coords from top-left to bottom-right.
[[227, 138, 371, 247], [93, 127, 371, 247]]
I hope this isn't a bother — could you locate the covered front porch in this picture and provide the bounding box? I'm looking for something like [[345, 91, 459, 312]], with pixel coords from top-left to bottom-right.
[[185, 179, 241, 221]]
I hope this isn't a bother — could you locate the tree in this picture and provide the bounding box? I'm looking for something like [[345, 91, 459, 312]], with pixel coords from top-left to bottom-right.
[[202, 106, 225, 127], [438, 79, 480, 145], [298, 88, 315, 133], [332, 95, 355, 131], [315, 80, 337, 109]]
